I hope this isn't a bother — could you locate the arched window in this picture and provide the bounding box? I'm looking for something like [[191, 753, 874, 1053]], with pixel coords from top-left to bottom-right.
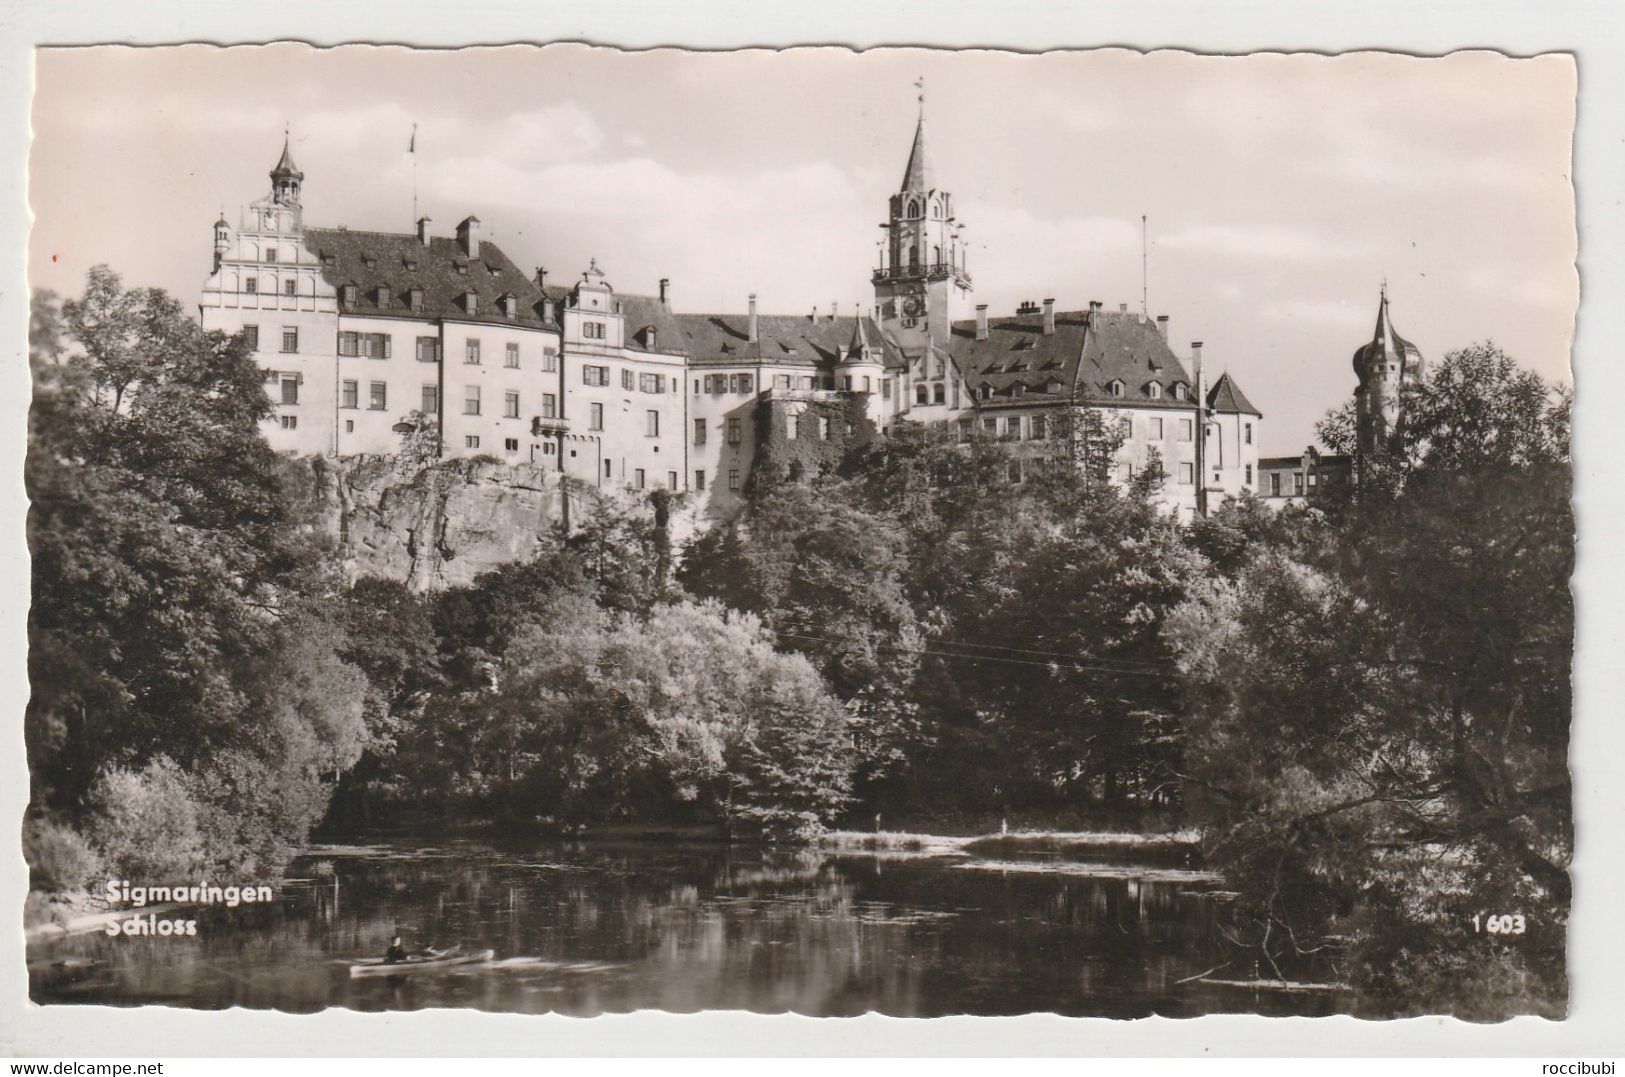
[[915, 383, 929, 405]]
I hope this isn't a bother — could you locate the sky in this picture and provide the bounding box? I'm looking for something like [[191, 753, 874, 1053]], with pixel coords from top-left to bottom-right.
[[28, 44, 1575, 455]]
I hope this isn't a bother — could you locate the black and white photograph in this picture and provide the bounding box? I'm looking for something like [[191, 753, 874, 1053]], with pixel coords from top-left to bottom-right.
[[11, 23, 1603, 1048]]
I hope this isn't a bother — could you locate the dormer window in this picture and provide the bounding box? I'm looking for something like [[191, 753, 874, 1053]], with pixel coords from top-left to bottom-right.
[[1106, 379, 1125, 397], [499, 293, 517, 318], [644, 326, 658, 349], [408, 287, 424, 311], [341, 284, 358, 307], [454, 262, 468, 275], [376, 287, 391, 310], [321, 253, 337, 267], [488, 264, 501, 277], [1147, 382, 1163, 400], [362, 256, 377, 269], [463, 291, 478, 315], [1171, 382, 1187, 401], [403, 258, 418, 271]]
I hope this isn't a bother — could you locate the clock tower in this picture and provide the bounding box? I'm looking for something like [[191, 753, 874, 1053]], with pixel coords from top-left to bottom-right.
[[873, 91, 971, 372]]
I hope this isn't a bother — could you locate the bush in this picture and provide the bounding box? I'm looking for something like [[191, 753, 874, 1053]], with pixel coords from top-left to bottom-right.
[[23, 816, 102, 892], [89, 757, 208, 879]]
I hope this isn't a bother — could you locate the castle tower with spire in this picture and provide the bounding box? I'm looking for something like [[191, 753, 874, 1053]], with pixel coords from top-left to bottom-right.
[[1352, 286, 1425, 455], [873, 83, 972, 416], [270, 133, 304, 208]]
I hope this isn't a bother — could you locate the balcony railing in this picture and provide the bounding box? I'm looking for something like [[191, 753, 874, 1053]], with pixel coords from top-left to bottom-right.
[[531, 416, 570, 435], [871, 263, 972, 285]]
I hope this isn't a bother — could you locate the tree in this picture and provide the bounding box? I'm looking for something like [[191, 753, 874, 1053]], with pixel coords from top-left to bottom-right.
[[1167, 344, 1571, 1017]]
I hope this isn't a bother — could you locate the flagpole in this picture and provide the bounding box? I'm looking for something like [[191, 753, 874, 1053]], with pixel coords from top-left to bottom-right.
[[410, 123, 418, 222]]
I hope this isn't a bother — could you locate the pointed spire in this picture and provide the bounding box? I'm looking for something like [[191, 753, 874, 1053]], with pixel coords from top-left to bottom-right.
[[848, 315, 871, 357], [900, 79, 935, 193]]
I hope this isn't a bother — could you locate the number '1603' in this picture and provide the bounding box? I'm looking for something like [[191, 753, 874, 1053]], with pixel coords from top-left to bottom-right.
[[1472, 913, 1527, 934]]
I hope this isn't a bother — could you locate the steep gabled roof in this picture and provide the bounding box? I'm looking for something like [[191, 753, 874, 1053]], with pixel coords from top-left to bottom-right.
[[303, 228, 554, 329], [945, 307, 1198, 409], [673, 313, 899, 370], [1207, 371, 1262, 416]]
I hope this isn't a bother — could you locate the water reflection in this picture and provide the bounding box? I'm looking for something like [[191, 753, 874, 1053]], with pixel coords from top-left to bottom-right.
[[29, 840, 1345, 1017]]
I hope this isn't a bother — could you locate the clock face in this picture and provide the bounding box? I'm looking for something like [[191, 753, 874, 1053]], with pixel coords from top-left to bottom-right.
[[901, 296, 923, 318]]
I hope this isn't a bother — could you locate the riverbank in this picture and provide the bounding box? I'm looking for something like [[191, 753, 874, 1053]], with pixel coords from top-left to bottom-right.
[[818, 827, 1203, 862]]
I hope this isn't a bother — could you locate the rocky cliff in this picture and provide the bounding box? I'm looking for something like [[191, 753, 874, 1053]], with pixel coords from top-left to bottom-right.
[[300, 456, 592, 591]]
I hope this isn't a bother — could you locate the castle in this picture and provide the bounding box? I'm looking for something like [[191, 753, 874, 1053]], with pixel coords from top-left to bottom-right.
[[201, 105, 1428, 521]]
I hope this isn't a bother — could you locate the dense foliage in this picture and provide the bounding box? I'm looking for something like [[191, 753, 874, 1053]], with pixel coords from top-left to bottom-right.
[[24, 269, 1572, 1017], [1165, 344, 1572, 1018]]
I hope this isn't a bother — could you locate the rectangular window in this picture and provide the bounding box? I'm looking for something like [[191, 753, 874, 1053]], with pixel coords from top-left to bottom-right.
[[464, 385, 481, 416], [668, 471, 678, 490], [639, 372, 663, 394], [801, 376, 815, 390], [982, 417, 997, 437], [583, 365, 609, 387], [622, 368, 635, 391], [541, 392, 557, 419], [1245, 422, 1254, 445], [242, 325, 259, 351], [646, 410, 659, 437], [280, 374, 299, 405], [465, 435, 480, 449], [1308, 473, 1318, 488], [345, 420, 354, 433], [693, 418, 707, 446], [1294, 473, 1305, 495], [504, 437, 519, 454], [283, 279, 297, 297], [1118, 461, 1133, 482], [465, 339, 481, 364], [505, 343, 520, 368], [1179, 418, 1193, 442], [728, 468, 740, 492], [264, 248, 278, 263], [1271, 472, 1282, 496], [422, 385, 438, 415], [279, 415, 298, 430], [776, 374, 791, 390], [634, 468, 646, 490], [504, 390, 520, 419], [338, 331, 359, 357], [355, 333, 390, 359], [245, 278, 258, 295], [542, 348, 558, 372], [341, 380, 358, 409], [695, 469, 706, 491], [589, 402, 603, 430], [726, 417, 742, 444], [1149, 417, 1163, 439], [369, 382, 387, 411], [280, 327, 298, 354], [882, 379, 892, 400], [1031, 414, 1047, 440], [1118, 416, 1132, 439], [416, 336, 439, 362], [1245, 463, 1254, 484], [1180, 461, 1195, 485], [819, 416, 831, 440], [958, 418, 973, 443], [582, 321, 604, 339], [788, 413, 799, 440]]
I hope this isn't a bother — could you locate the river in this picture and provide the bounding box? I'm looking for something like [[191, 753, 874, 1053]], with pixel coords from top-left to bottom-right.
[[28, 838, 1349, 1017]]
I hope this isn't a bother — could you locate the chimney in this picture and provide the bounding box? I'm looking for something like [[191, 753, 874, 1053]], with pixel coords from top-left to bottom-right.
[[975, 304, 989, 341], [658, 277, 670, 304], [416, 216, 432, 247], [456, 215, 480, 259], [748, 294, 759, 343], [1156, 314, 1169, 339], [1042, 297, 1056, 336], [1191, 341, 1205, 395], [812, 305, 818, 323], [535, 266, 548, 290], [831, 301, 839, 320]]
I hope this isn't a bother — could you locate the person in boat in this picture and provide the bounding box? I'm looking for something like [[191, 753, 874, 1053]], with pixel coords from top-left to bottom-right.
[[384, 936, 409, 964]]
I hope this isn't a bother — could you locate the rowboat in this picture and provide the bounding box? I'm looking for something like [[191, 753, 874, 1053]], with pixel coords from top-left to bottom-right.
[[348, 948, 495, 978]]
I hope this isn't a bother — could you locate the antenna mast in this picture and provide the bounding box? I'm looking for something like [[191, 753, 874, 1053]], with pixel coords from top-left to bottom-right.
[[1141, 214, 1149, 316]]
